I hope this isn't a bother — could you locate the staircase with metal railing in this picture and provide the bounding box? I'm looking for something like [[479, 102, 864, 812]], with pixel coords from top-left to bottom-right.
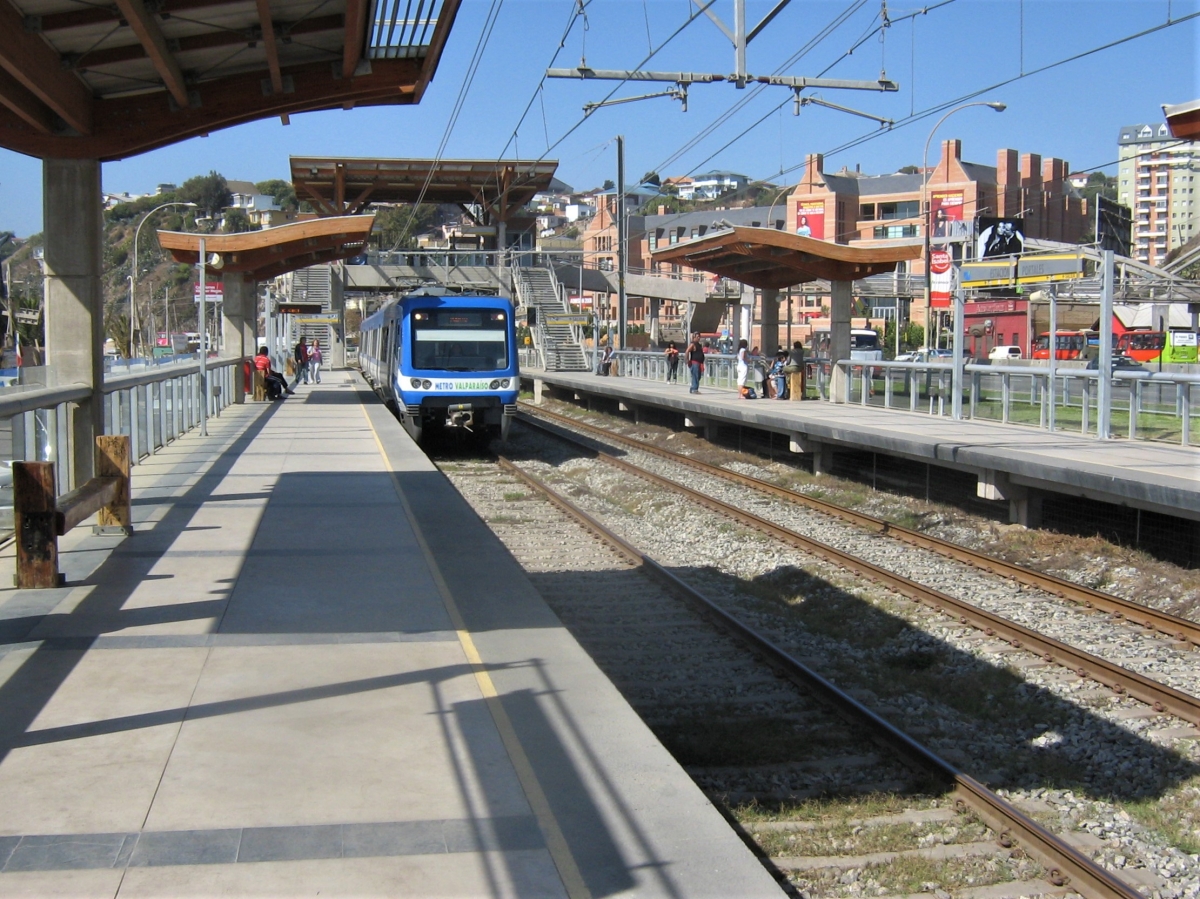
[[513, 267, 590, 371]]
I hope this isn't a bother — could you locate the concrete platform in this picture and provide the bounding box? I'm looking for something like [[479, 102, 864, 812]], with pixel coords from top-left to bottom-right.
[[523, 368, 1200, 525], [0, 372, 782, 898]]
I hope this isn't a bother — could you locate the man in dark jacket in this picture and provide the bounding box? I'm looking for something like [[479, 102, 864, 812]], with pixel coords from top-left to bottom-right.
[[293, 337, 310, 387]]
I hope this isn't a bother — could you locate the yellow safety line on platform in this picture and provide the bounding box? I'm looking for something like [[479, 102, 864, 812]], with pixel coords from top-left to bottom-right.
[[360, 405, 592, 899]]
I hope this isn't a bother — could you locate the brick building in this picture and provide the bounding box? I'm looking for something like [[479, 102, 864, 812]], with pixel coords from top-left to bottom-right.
[[787, 140, 1089, 331]]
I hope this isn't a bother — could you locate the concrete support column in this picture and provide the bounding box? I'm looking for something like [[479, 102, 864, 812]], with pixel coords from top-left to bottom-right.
[[533, 379, 545, 405], [44, 158, 104, 483], [760, 288, 780, 356], [330, 263, 346, 369], [221, 274, 254, 403], [828, 280, 852, 403], [649, 298, 661, 345]]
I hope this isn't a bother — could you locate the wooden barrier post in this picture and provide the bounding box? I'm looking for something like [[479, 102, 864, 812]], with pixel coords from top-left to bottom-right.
[[14, 461, 61, 589], [13, 435, 132, 588], [95, 435, 131, 535]]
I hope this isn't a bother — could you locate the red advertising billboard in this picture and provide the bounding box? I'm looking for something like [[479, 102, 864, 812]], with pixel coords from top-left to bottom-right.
[[796, 200, 826, 240], [930, 190, 968, 241], [929, 248, 953, 309]]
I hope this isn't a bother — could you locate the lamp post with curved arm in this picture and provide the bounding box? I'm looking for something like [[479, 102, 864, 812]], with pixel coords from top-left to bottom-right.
[[921, 101, 1005, 419], [922, 102, 1005, 345], [130, 201, 196, 358]]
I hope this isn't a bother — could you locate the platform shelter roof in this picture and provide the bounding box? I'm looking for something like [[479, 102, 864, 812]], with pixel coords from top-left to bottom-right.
[[0, 0, 461, 160], [290, 157, 559, 221], [157, 214, 373, 281], [1164, 99, 1200, 140], [651, 226, 923, 291]]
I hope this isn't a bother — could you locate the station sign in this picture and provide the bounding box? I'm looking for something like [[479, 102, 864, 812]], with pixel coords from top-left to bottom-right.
[[193, 282, 223, 303], [543, 313, 591, 326], [960, 259, 1016, 288], [277, 303, 325, 315], [1015, 253, 1084, 284], [961, 253, 1084, 288]]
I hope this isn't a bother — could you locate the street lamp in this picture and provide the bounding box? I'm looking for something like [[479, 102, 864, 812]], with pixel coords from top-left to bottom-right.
[[922, 101, 1005, 350], [131, 201, 196, 358]]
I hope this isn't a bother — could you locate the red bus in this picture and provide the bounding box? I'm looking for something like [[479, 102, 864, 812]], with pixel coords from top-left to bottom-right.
[[1032, 330, 1093, 360], [1117, 330, 1199, 364]]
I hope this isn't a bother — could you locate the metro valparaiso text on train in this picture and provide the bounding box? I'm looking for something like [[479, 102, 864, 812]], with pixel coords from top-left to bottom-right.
[[358, 290, 519, 443]]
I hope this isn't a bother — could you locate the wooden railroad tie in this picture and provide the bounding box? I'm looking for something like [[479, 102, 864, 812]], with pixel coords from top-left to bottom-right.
[[14, 435, 132, 589]]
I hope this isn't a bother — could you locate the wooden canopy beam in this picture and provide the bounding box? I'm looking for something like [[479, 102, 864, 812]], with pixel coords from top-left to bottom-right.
[[347, 180, 379, 214], [0, 57, 422, 160], [0, 0, 92, 134], [342, 0, 368, 78], [255, 0, 284, 95], [76, 15, 343, 70], [35, 0, 236, 33], [112, 0, 191, 108], [0, 66, 53, 133], [652, 225, 921, 290]]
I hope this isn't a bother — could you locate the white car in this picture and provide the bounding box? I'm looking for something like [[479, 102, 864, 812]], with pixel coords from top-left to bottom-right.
[[988, 345, 1022, 361]]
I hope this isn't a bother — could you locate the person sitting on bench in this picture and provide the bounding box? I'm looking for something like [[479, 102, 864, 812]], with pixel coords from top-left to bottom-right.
[[254, 347, 293, 400]]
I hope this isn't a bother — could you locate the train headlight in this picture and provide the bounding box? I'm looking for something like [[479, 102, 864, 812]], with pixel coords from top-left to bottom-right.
[[489, 379, 500, 390], [410, 378, 421, 388], [421, 379, 432, 389], [500, 378, 511, 388]]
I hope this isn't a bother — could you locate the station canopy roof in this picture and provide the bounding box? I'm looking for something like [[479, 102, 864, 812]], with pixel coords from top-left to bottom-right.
[[157, 214, 373, 281], [651, 226, 923, 291], [0, 0, 461, 160], [290, 156, 559, 221], [1164, 99, 1200, 140]]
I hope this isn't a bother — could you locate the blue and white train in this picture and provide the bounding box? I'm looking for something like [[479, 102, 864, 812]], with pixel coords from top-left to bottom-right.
[[359, 289, 519, 443]]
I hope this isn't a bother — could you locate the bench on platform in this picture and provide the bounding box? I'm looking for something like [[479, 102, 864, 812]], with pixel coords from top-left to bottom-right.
[[252, 369, 268, 401], [14, 436, 131, 588]]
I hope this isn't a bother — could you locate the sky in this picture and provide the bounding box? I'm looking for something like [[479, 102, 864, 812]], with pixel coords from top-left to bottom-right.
[[1, 0, 1197, 238]]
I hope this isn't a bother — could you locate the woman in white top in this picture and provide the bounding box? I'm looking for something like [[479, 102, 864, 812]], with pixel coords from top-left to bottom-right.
[[736, 338, 750, 397]]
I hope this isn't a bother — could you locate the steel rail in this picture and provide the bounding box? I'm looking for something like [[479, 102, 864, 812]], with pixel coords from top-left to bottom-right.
[[518, 405, 1200, 649], [519, 411, 1200, 727], [494, 455, 1141, 899]]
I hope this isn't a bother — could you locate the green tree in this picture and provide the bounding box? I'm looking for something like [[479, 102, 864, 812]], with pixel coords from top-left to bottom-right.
[[255, 179, 298, 212], [223, 208, 256, 233], [373, 204, 439, 249], [1078, 171, 1116, 210], [181, 171, 232, 218], [898, 165, 920, 175], [641, 171, 661, 186], [602, 179, 614, 191]]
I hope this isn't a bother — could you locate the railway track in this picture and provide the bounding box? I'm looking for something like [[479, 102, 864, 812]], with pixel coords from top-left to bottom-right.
[[439, 452, 1142, 899], [516, 406, 1200, 728], [518, 403, 1200, 652]]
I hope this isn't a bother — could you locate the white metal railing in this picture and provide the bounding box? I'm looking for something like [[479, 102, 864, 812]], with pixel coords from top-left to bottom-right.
[[0, 357, 244, 534], [830, 360, 1200, 446], [526, 347, 1198, 446]]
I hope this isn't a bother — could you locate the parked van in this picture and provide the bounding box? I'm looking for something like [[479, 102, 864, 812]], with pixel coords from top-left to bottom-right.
[[988, 345, 1022, 361]]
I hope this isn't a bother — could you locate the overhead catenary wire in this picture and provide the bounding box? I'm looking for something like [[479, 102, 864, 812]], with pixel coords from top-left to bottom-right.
[[390, 0, 507, 249], [653, 0, 955, 182], [676, 8, 1198, 201]]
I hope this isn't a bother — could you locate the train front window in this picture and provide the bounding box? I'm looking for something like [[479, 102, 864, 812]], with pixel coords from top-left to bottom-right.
[[411, 309, 508, 372]]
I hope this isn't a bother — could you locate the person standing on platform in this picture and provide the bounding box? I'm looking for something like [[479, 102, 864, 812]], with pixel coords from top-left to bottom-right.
[[770, 349, 788, 399], [665, 341, 680, 383], [785, 341, 806, 401], [686, 335, 705, 393], [309, 340, 323, 384], [736, 339, 753, 398], [293, 337, 310, 387]]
